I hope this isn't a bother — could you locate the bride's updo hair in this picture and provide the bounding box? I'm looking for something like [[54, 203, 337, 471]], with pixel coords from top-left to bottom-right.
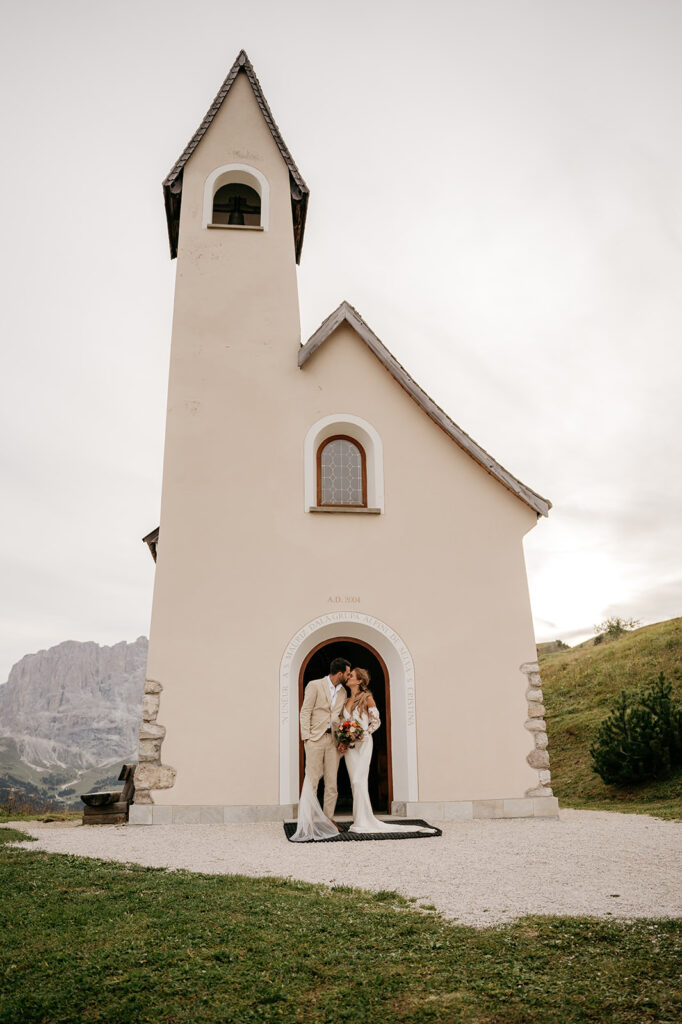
[[349, 667, 373, 715]]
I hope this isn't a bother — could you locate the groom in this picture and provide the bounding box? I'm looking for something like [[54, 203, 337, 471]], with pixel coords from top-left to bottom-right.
[[299, 657, 351, 823]]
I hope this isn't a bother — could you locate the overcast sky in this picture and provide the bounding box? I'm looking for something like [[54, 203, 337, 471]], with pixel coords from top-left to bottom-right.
[[1, 0, 681, 683]]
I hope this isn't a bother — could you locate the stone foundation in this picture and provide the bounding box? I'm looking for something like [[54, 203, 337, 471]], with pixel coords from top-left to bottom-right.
[[129, 795, 559, 824], [391, 796, 559, 819], [130, 803, 297, 825]]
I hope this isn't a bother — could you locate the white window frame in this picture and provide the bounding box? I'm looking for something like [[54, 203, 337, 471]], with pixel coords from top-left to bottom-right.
[[304, 414, 384, 513], [202, 163, 270, 231]]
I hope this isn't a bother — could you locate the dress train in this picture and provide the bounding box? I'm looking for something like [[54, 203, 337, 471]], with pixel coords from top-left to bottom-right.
[[345, 708, 436, 835], [289, 775, 339, 842]]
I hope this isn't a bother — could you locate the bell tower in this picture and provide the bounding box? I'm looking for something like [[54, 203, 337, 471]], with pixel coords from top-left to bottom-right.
[[135, 51, 309, 812]]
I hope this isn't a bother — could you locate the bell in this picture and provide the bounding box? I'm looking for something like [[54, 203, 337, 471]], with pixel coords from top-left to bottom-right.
[[228, 197, 245, 225]]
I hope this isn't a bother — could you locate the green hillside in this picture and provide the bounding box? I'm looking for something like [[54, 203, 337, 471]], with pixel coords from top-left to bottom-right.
[[539, 617, 682, 820]]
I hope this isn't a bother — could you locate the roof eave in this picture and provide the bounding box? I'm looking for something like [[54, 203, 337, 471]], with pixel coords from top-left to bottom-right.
[[142, 526, 159, 563]]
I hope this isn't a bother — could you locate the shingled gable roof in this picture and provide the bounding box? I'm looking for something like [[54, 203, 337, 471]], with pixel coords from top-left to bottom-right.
[[162, 50, 309, 263], [298, 301, 552, 517]]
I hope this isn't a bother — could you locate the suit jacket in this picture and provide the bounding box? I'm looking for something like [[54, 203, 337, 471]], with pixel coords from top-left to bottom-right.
[[300, 677, 347, 742]]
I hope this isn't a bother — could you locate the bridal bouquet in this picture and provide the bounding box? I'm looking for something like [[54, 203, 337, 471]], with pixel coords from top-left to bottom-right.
[[335, 719, 364, 749]]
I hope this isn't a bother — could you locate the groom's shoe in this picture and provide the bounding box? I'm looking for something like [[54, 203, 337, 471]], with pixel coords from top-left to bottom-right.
[[330, 819, 343, 832]]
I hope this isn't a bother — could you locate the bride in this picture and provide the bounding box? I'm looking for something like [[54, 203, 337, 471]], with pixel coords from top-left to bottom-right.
[[340, 668, 435, 835], [291, 667, 435, 840]]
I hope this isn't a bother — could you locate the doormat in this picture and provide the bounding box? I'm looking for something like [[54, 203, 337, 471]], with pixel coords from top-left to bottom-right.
[[283, 820, 441, 842]]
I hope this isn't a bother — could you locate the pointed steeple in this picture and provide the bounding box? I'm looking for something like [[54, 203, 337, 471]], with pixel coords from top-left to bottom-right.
[[162, 50, 309, 262]]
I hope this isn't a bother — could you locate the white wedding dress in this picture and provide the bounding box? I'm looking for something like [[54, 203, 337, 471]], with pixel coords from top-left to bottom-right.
[[344, 706, 436, 835], [290, 703, 435, 840]]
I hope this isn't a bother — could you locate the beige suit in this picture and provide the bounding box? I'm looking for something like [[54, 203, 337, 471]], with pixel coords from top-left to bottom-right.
[[300, 677, 347, 818]]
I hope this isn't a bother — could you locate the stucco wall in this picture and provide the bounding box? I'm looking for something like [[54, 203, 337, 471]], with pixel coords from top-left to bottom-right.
[[144, 72, 543, 807]]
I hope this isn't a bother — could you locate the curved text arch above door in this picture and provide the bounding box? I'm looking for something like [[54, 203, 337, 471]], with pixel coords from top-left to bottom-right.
[[279, 612, 418, 805]]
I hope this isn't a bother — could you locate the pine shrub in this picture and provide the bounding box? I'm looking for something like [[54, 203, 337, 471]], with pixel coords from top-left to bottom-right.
[[590, 672, 682, 785]]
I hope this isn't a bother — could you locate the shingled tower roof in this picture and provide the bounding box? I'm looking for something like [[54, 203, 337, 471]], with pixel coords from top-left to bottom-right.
[[162, 50, 309, 262]]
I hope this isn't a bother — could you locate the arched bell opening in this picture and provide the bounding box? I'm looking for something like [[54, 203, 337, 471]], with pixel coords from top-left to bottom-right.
[[211, 182, 261, 226], [298, 637, 392, 813], [202, 163, 270, 232]]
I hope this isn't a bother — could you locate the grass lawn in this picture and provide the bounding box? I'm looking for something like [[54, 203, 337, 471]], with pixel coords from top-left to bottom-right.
[[0, 830, 680, 1023], [0, 810, 81, 824], [539, 618, 682, 820]]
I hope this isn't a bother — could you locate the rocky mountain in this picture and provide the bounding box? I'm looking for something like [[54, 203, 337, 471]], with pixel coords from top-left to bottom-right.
[[0, 637, 147, 804]]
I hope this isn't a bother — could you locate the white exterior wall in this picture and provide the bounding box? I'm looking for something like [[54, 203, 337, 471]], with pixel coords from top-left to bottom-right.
[[139, 71, 550, 819]]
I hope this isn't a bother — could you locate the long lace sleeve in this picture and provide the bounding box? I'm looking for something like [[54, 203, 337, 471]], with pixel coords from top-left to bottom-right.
[[367, 706, 381, 735]]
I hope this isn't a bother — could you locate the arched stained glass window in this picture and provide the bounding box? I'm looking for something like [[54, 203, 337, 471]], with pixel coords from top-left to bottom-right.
[[317, 436, 367, 507]]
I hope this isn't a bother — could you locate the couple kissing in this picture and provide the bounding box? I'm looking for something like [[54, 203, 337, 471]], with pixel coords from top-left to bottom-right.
[[291, 656, 435, 841]]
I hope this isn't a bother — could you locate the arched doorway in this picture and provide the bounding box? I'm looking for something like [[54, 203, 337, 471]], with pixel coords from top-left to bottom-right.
[[279, 611, 418, 809], [298, 638, 392, 813]]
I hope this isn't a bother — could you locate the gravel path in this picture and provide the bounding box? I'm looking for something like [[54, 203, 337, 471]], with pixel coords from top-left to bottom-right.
[[6, 809, 681, 927]]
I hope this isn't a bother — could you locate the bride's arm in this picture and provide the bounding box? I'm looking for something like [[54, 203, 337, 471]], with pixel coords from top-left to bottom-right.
[[366, 698, 381, 735]]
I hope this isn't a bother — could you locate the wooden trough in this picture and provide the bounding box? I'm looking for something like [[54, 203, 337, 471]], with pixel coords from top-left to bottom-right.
[[81, 764, 135, 825]]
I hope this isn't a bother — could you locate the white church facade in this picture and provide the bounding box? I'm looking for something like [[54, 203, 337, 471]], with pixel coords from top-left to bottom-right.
[[130, 51, 557, 825]]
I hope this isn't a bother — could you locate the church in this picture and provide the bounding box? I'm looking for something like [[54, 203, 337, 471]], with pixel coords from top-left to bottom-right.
[[130, 51, 557, 825]]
